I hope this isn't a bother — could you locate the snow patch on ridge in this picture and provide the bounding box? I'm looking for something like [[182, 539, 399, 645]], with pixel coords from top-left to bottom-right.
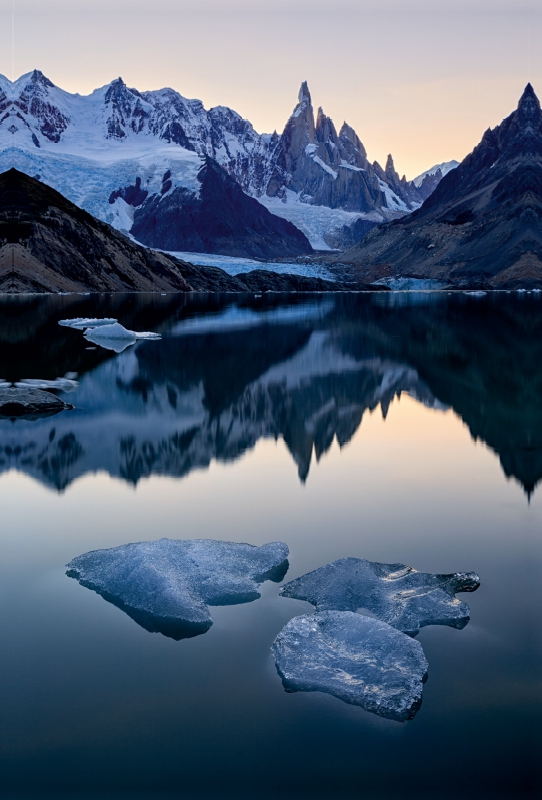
[[413, 160, 459, 188]]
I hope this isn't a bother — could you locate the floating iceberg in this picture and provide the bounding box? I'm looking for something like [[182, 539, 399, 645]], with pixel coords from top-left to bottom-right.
[[279, 558, 480, 636], [67, 538, 289, 640], [272, 611, 428, 721], [58, 317, 118, 329], [82, 322, 161, 353]]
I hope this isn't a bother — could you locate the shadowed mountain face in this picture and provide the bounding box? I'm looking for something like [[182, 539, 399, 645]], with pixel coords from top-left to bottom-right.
[[130, 156, 313, 259], [0, 293, 539, 495], [337, 85, 542, 288], [0, 169, 194, 292], [0, 170, 335, 293]]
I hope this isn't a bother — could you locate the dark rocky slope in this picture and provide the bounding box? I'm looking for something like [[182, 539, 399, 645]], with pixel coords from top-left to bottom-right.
[[130, 157, 313, 259], [335, 84, 542, 288], [0, 169, 338, 292]]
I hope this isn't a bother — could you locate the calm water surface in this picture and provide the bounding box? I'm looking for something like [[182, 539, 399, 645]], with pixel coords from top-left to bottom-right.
[[0, 292, 540, 800]]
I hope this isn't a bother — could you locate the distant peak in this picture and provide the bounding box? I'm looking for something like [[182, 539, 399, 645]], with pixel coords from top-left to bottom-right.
[[518, 82, 540, 108], [298, 81, 311, 105], [385, 154, 395, 172], [30, 69, 54, 88]]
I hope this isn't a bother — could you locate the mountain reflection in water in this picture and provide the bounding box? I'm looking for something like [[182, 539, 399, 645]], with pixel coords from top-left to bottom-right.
[[0, 291, 540, 495]]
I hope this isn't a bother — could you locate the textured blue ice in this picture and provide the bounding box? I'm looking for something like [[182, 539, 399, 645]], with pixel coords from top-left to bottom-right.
[[273, 611, 428, 721], [279, 557, 480, 636], [67, 539, 289, 640]]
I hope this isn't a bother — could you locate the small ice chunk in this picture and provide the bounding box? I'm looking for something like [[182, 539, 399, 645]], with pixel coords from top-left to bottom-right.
[[59, 318, 118, 329], [280, 558, 480, 636], [464, 291, 487, 297], [272, 611, 428, 721], [67, 539, 289, 640], [83, 323, 160, 353], [15, 377, 79, 392]]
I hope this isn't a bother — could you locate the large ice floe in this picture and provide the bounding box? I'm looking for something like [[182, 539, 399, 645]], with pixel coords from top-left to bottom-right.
[[272, 611, 428, 721], [66, 539, 289, 640], [273, 557, 480, 720], [279, 557, 480, 636]]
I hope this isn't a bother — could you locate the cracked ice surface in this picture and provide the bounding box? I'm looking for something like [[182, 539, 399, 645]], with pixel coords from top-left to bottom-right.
[[272, 611, 428, 721], [67, 539, 289, 640], [279, 558, 480, 636]]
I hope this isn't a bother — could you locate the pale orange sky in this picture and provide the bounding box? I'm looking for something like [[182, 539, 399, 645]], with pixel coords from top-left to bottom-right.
[[0, 0, 540, 178]]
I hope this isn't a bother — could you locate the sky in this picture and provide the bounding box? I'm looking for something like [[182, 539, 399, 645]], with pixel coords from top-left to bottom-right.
[[0, 0, 540, 178]]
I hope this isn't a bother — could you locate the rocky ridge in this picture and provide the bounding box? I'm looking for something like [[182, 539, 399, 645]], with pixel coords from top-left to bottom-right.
[[335, 84, 542, 288], [0, 169, 339, 292]]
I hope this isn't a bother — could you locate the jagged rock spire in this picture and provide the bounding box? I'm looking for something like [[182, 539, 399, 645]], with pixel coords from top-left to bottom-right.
[[298, 81, 311, 106]]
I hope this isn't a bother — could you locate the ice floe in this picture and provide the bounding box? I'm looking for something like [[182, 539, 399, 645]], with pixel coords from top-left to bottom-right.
[[279, 557, 480, 636], [67, 538, 289, 640], [84, 323, 161, 352], [58, 317, 118, 329], [58, 318, 161, 353], [272, 611, 428, 721]]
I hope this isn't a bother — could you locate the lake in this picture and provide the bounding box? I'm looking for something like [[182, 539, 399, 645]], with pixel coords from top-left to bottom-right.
[[0, 291, 540, 800]]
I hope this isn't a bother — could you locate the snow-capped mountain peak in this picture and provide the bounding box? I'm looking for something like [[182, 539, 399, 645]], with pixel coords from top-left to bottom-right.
[[0, 72, 454, 253], [413, 160, 459, 188]]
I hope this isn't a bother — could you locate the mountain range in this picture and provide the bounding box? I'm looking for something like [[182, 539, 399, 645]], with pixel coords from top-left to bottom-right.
[[0, 169, 345, 293], [0, 70, 454, 256], [336, 84, 542, 288]]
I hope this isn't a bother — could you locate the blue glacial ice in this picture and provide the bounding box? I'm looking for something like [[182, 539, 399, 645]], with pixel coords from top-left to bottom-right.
[[67, 538, 289, 640], [272, 611, 428, 721], [279, 557, 480, 636]]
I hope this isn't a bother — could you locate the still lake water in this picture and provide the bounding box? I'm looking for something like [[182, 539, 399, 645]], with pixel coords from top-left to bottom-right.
[[0, 292, 540, 800]]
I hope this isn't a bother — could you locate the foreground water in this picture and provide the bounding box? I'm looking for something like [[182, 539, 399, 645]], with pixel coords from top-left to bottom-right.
[[0, 292, 540, 799]]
